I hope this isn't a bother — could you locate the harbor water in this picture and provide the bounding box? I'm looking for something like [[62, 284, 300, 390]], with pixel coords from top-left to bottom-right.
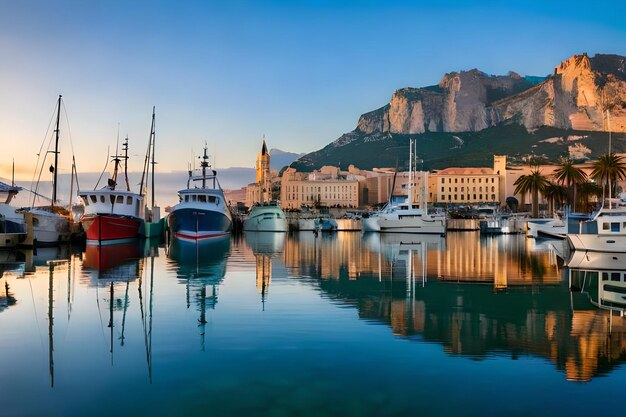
[[0, 231, 625, 416]]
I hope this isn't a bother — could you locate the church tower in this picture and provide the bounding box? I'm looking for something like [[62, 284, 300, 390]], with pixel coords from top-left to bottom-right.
[[255, 139, 271, 202]]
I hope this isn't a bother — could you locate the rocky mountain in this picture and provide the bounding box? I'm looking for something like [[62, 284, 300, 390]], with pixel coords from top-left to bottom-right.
[[269, 148, 305, 170], [292, 53, 626, 171]]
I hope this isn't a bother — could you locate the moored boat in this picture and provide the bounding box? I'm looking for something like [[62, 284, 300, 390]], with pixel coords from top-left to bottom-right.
[[0, 182, 26, 248], [167, 145, 232, 241], [567, 206, 626, 253], [243, 201, 288, 232], [79, 137, 145, 244]]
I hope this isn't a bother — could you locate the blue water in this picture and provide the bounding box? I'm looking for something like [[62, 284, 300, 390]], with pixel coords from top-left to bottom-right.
[[0, 232, 625, 417]]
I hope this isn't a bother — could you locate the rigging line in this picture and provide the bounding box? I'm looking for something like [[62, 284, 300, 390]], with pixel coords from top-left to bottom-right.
[[27, 277, 46, 354], [32, 121, 58, 207], [30, 101, 58, 203], [94, 146, 110, 190], [61, 100, 77, 158], [95, 284, 108, 348]]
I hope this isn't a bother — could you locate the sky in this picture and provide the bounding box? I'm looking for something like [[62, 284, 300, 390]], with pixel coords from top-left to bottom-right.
[[1, 0, 626, 181]]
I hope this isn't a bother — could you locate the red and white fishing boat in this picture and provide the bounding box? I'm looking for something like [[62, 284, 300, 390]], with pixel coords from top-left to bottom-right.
[[79, 137, 145, 244]]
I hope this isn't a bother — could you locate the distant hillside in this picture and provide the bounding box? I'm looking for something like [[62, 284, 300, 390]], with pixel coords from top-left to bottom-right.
[[292, 53, 626, 172], [291, 125, 625, 172], [270, 148, 305, 170]]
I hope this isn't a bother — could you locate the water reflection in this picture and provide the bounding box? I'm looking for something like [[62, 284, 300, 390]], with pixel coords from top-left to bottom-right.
[[244, 232, 285, 309], [167, 237, 230, 349], [282, 231, 625, 382]]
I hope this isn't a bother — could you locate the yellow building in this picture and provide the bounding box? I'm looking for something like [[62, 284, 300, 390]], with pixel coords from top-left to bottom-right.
[[430, 167, 500, 205], [280, 167, 359, 209]]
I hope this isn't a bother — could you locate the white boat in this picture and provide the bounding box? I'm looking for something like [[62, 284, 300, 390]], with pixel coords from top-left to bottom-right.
[[527, 217, 566, 239], [567, 206, 626, 253], [167, 145, 233, 241], [371, 140, 446, 235], [567, 252, 626, 311], [0, 182, 26, 248], [243, 201, 287, 232]]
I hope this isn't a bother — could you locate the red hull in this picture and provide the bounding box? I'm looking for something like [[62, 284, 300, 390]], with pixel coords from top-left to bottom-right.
[[82, 214, 143, 242]]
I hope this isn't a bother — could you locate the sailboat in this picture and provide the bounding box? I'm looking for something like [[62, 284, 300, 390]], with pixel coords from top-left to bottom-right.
[[79, 136, 145, 244], [368, 139, 446, 234], [140, 107, 162, 238], [21, 95, 72, 247]]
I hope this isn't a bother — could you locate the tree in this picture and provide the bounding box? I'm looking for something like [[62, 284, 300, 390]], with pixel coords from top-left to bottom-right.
[[514, 169, 550, 218], [552, 158, 587, 212], [591, 153, 626, 202], [576, 181, 603, 213], [543, 183, 567, 216]]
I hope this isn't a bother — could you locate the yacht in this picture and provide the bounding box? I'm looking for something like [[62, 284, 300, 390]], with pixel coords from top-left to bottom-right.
[[243, 201, 288, 232], [167, 145, 232, 241], [567, 206, 626, 253], [375, 140, 445, 235]]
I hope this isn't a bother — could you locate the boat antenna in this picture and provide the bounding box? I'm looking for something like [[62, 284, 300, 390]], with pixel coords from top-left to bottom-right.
[[607, 110, 613, 209], [110, 125, 121, 190], [11, 158, 15, 187], [123, 136, 130, 192], [51, 95, 62, 205]]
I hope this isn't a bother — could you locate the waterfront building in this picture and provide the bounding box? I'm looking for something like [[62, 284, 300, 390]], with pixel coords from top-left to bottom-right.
[[280, 167, 359, 209], [429, 167, 500, 205]]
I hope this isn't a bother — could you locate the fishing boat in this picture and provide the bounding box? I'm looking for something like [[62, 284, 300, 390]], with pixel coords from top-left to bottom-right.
[[0, 181, 26, 248], [243, 201, 288, 232], [79, 137, 145, 244], [167, 145, 232, 241]]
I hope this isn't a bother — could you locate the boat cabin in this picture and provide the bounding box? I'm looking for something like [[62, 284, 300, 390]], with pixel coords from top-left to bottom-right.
[[79, 190, 144, 219], [177, 189, 223, 207]]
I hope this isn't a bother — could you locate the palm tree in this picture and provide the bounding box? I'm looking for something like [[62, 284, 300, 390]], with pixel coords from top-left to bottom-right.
[[514, 169, 551, 218], [552, 158, 587, 212], [543, 183, 567, 216], [591, 153, 626, 203], [577, 181, 603, 213]]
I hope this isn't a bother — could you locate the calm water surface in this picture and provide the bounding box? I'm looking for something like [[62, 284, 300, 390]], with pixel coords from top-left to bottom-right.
[[0, 231, 625, 417]]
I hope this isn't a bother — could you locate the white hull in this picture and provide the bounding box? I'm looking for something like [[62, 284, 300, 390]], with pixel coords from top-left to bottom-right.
[[567, 234, 626, 253], [567, 250, 626, 270], [378, 216, 446, 234], [243, 205, 287, 232], [23, 209, 70, 246], [527, 219, 566, 239], [361, 217, 380, 232]]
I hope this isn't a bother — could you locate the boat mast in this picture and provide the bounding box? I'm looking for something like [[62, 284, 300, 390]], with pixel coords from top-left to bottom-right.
[[151, 107, 156, 209], [607, 110, 613, 209], [201, 143, 209, 189], [52, 95, 62, 205], [408, 139, 413, 207]]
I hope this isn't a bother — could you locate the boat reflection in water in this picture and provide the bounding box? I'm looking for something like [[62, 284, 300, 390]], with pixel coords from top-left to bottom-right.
[[167, 236, 230, 349], [244, 231, 286, 308], [82, 239, 155, 381], [283, 231, 625, 381]]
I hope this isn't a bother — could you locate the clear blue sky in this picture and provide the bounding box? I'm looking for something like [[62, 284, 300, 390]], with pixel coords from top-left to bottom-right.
[[1, 0, 625, 178]]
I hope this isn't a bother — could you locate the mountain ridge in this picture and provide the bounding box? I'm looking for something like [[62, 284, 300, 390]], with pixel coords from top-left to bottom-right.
[[292, 53, 626, 172]]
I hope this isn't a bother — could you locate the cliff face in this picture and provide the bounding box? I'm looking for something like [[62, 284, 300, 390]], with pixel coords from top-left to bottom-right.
[[357, 54, 626, 135]]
